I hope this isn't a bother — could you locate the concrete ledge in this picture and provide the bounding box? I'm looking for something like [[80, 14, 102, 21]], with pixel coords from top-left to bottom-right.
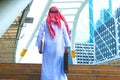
[[0, 63, 120, 80]]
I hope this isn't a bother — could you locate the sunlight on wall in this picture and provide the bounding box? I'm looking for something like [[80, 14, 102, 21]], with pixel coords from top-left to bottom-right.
[[15, 0, 48, 63]]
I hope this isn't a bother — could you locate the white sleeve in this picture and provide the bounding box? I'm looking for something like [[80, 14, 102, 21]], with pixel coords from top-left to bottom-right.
[[62, 23, 71, 47], [36, 21, 45, 51]]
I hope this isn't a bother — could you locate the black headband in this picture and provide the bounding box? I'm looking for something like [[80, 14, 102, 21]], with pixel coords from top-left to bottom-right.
[[49, 10, 59, 13]]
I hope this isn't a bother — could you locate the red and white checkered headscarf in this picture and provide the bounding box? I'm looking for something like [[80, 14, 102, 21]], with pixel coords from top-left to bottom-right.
[[46, 6, 70, 38]]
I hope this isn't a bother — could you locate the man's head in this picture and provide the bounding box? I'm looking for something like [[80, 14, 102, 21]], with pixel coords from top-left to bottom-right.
[[49, 6, 59, 13], [46, 6, 70, 38]]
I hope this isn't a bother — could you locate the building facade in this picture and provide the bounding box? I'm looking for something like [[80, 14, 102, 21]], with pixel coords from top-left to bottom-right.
[[94, 17, 117, 63], [115, 7, 120, 56], [75, 43, 95, 65]]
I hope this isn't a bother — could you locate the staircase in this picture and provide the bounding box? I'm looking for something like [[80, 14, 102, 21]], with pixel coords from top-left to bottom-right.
[[0, 63, 120, 80]]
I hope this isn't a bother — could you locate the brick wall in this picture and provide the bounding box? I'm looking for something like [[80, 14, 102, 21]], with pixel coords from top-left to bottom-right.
[[0, 52, 14, 63]]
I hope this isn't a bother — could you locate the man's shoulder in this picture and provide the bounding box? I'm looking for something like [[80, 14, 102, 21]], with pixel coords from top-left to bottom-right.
[[42, 20, 46, 24], [41, 20, 47, 26]]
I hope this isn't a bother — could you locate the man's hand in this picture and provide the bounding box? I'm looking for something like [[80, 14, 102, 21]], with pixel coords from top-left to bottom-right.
[[65, 47, 69, 53], [39, 50, 42, 54]]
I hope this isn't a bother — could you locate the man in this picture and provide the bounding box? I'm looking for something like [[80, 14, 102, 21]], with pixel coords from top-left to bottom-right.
[[36, 6, 71, 80]]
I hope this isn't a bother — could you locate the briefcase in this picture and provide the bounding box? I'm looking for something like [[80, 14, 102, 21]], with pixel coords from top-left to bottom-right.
[[64, 52, 68, 73]]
